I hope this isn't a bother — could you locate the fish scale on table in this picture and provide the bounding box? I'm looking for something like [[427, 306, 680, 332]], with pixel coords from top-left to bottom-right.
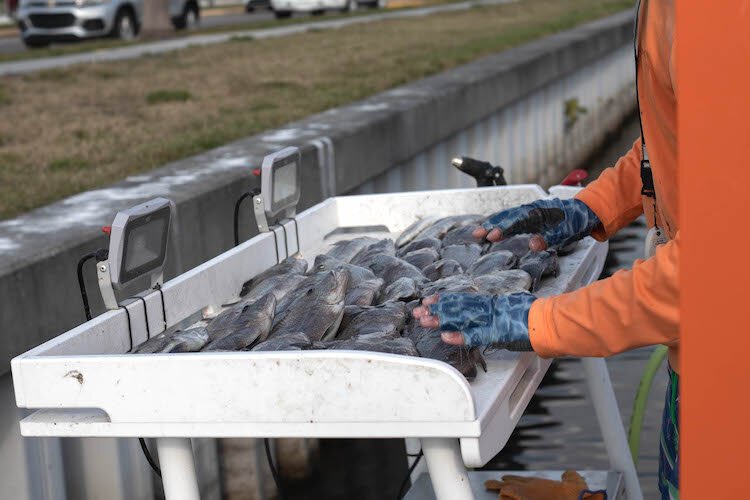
[[128, 204, 574, 380]]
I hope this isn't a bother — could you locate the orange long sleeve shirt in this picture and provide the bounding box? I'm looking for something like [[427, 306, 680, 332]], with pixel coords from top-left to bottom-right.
[[528, 0, 681, 370]]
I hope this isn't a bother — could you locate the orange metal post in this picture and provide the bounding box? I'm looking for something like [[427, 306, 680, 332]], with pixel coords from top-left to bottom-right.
[[679, 1, 750, 497]]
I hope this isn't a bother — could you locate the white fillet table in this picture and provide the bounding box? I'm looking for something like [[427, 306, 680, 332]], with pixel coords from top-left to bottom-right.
[[12, 185, 640, 499]]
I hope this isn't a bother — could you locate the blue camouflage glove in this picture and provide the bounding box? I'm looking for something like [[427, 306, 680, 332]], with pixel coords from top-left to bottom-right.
[[481, 198, 600, 249], [428, 292, 537, 350]]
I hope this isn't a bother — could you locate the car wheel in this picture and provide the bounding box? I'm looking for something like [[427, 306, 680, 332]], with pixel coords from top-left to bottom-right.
[[274, 10, 291, 18], [311, 9, 324, 15], [340, 0, 356, 13], [173, 4, 199, 30], [22, 38, 50, 49], [186, 5, 200, 28], [112, 8, 137, 40]]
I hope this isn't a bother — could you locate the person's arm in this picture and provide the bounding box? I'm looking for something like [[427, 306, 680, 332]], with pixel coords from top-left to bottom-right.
[[529, 232, 679, 358], [575, 138, 646, 241]]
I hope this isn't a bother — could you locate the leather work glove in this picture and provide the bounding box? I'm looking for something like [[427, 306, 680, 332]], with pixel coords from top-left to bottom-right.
[[413, 293, 536, 349], [484, 470, 607, 500], [473, 198, 601, 250]]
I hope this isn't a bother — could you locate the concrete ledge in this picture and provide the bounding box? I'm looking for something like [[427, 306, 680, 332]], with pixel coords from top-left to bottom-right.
[[0, 10, 633, 373]]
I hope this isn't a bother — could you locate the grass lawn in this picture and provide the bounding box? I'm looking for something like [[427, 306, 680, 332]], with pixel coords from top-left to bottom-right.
[[0, 0, 632, 220]]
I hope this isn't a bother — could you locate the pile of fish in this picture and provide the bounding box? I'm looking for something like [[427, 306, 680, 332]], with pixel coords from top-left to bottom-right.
[[132, 213, 565, 380]]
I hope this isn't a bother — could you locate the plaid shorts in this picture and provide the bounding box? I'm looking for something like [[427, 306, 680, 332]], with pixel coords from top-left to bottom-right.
[[658, 365, 679, 500]]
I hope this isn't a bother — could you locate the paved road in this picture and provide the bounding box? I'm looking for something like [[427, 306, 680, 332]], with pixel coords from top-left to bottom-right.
[[0, 10, 277, 56], [0, 0, 513, 76]]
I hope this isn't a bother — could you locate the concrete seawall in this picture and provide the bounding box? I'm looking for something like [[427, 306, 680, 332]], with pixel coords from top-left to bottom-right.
[[1, 11, 635, 499]]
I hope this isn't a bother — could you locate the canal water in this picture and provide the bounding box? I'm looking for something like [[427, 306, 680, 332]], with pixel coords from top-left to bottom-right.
[[287, 114, 667, 499]]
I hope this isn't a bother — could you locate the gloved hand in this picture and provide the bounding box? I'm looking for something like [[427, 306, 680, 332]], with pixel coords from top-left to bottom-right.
[[413, 292, 536, 349], [484, 470, 607, 500], [472, 198, 601, 250]]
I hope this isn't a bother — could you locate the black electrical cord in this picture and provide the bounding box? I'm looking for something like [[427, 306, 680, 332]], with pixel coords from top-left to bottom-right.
[[77, 248, 109, 321], [397, 450, 423, 499], [77, 252, 99, 321], [139, 438, 162, 478], [264, 438, 286, 500], [234, 192, 255, 246], [76, 249, 162, 480]]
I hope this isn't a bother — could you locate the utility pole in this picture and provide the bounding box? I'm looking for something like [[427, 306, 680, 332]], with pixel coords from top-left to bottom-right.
[[141, 0, 172, 36]]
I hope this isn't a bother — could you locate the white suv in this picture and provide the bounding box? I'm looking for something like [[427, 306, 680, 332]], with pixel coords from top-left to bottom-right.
[[16, 0, 200, 48]]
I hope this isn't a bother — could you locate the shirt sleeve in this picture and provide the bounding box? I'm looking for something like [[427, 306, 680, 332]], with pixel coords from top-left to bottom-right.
[[575, 138, 645, 241], [528, 231, 679, 358]]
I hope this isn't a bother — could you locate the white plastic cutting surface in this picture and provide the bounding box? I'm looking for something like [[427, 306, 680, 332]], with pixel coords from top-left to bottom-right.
[[12, 185, 607, 469]]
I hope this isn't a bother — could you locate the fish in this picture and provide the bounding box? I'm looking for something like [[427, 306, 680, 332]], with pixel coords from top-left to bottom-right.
[[467, 251, 517, 277], [413, 330, 484, 380], [202, 294, 276, 351], [419, 215, 471, 239], [402, 247, 440, 270], [378, 277, 418, 303], [270, 270, 349, 341], [326, 237, 379, 263], [396, 237, 442, 257], [420, 275, 478, 296], [337, 302, 407, 340], [339, 304, 369, 332], [239, 256, 308, 297], [345, 278, 385, 306], [440, 244, 482, 271], [366, 254, 426, 287], [351, 239, 396, 267], [473, 269, 533, 295], [252, 332, 313, 351], [519, 250, 560, 291], [312, 254, 376, 287], [133, 326, 210, 354], [422, 259, 464, 281], [441, 225, 482, 247], [395, 216, 441, 248], [274, 271, 342, 318], [238, 273, 306, 307], [326, 337, 419, 357], [487, 234, 533, 259]]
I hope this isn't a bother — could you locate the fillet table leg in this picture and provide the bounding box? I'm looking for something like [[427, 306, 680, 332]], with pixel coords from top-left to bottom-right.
[[420, 437, 474, 500], [581, 357, 643, 500], [156, 437, 200, 500]]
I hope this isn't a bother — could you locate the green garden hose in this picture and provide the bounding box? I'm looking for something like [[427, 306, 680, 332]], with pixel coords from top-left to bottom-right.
[[627, 345, 669, 465]]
